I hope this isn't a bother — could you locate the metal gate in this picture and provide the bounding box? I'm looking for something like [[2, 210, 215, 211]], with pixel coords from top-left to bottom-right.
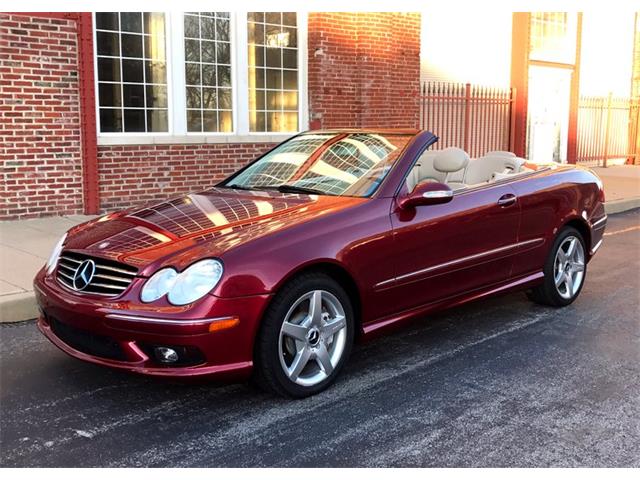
[[419, 82, 516, 158], [576, 94, 640, 167]]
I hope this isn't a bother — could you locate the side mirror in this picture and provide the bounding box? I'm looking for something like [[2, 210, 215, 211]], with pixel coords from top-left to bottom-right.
[[399, 181, 453, 209]]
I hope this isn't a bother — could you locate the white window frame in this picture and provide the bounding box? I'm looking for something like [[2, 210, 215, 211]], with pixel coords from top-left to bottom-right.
[[95, 11, 308, 145]]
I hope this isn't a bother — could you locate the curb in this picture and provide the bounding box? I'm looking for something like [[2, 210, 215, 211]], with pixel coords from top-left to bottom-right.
[[605, 198, 640, 215], [1, 201, 639, 325], [0, 292, 39, 324]]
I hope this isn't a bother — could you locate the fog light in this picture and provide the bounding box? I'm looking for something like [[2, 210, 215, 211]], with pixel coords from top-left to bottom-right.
[[154, 346, 179, 363]]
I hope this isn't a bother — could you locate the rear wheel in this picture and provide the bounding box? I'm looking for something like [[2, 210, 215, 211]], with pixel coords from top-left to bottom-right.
[[527, 226, 587, 307], [253, 272, 354, 398]]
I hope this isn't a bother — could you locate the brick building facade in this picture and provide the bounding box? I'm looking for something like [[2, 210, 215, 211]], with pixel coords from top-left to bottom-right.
[[1, 12, 421, 220]]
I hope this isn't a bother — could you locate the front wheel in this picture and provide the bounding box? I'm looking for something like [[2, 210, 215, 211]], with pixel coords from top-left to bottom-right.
[[253, 272, 354, 398], [527, 226, 587, 307]]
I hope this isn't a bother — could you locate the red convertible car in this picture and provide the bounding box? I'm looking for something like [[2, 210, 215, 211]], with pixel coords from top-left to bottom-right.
[[35, 129, 607, 397]]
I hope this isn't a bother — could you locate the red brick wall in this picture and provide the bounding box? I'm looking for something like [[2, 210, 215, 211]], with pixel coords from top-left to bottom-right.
[[0, 13, 83, 220], [308, 12, 421, 129], [1, 12, 423, 219], [97, 143, 274, 211]]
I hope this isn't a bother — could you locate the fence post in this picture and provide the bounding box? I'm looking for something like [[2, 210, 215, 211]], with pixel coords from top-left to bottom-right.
[[509, 87, 517, 153], [603, 92, 613, 168], [463, 83, 471, 153]]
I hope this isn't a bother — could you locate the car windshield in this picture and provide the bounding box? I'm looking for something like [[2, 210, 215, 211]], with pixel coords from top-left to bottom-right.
[[221, 132, 413, 197]]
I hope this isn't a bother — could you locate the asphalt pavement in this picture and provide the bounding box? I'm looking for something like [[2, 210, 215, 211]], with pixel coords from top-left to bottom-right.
[[1, 209, 639, 467]]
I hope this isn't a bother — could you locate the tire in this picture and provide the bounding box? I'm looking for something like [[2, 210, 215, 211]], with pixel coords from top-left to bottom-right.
[[526, 226, 587, 307], [253, 272, 355, 398]]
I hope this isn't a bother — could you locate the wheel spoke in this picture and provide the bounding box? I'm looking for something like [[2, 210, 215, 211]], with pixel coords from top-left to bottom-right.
[[315, 344, 333, 375], [572, 261, 585, 272], [555, 269, 565, 287], [288, 346, 312, 381], [281, 321, 309, 342], [566, 238, 577, 257], [557, 248, 567, 264], [322, 315, 346, 338], [564, 272, 574, 296], [308, 290, 323, 327]]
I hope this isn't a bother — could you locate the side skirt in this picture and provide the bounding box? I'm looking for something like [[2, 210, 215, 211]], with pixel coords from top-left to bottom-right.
[[361, 271, 544, 341]]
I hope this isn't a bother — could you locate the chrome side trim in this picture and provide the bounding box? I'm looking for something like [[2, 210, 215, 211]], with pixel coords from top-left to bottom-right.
[[591, 215, 607, 229], [375, 237, 544, 289], [422, 190, 453, 199], [104, 312, 235, 326], [590, 239, 604, 255]]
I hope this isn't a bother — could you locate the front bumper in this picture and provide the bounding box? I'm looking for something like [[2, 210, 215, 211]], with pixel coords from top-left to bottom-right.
[[34, 269, 271, 380]]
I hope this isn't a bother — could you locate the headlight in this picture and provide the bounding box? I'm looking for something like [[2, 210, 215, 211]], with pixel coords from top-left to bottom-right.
[[46, 233, 67, 275], [167, 259, 224, 305], [140, 259, 223, 306], [140, 268, 178, 303]]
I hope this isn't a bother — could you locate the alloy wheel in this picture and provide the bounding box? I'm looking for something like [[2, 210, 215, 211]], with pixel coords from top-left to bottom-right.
[[278, 290, 347, 387], [553, 235, 585, 300]]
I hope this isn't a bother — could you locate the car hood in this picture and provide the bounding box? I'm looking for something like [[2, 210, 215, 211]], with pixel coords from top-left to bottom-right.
[[63, 187, 363, 274]]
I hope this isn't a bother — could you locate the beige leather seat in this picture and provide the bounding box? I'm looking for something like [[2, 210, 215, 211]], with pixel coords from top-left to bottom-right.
[[406, 148, 469, 191], [432, 147, 470, 190], [464, 154, 525, 185]]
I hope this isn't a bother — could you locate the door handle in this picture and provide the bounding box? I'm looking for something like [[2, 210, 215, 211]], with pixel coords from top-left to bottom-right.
[[497, 193, 517, 207]]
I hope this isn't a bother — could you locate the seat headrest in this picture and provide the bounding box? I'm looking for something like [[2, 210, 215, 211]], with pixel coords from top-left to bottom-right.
[[433, 147, 470, 173]]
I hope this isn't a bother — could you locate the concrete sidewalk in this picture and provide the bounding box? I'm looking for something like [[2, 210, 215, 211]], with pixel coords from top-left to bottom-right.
[[0, 215, 95, 322], [1, 165, 639, 323]]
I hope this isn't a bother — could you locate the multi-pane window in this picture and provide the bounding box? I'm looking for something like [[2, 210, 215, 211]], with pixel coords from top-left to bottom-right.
[[247, 12, 299, 132], [94, 12, 304, 136], [183, 12, 233, 132], [529, 12, 578, 65], [95, 12, 168, 132]]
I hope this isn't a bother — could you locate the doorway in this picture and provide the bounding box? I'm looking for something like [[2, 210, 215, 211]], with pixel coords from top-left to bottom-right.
[[526, 65, 573, 163]]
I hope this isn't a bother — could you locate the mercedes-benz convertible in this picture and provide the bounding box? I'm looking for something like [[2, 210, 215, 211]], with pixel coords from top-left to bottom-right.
[[35, 129, 607, 397]]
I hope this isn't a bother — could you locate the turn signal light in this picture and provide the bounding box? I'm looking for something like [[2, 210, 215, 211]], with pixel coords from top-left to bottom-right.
[[209, 317, 240, 333]]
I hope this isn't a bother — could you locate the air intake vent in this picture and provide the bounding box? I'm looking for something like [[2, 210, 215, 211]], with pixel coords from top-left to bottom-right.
[[56, 251, 137, 297]]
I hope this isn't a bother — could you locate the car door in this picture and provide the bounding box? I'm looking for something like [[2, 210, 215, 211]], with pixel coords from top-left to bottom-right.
[[385, 183, 521, 313]]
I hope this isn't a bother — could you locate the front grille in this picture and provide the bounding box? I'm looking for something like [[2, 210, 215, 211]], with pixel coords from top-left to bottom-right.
[[49, 317, 126, 361], [56, 251, 138, 297]]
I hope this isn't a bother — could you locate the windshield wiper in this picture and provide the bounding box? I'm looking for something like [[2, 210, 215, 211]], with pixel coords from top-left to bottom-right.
[[223, 183, 327, 195], [276, 185, 326, 195]]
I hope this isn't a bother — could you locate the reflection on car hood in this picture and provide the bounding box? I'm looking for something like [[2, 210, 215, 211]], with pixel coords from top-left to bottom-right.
[[63, 187, 361, 271]]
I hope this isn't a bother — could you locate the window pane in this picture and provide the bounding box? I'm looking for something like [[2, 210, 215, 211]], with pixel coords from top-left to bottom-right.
[[144, 35, 166, 60], [202, 88, 217, 109], [203, 110, 218, 131], [100, 108, 122, 132], [183, 12, 233, 132], [184, 14, 199, 38], [120, 12, 142, 33], [202, 64, 216, 86], [121, 33, 143, 58], [187, 110, 202, 131], [185, 63, 201, 85], [97, 32, 119, 56], [146, 85, 167, 108], [147, 110, 168, 132], [95, 12, 168, 133], [145, 60, 166, 84], [219, 111, 232, 132], [98, 83, 121, 107], [122, 59, 144, 82], [186, 87, 201, 108], [123, 84, 145, 107], [124, 109, 145, 132], [143, 13, 165, 36], [248, 13, 298, 132], [98, 57, 121, 82], [96, 12, 119, 31]]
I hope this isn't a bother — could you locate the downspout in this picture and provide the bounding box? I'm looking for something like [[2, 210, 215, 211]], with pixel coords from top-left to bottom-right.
[[76, 13, 99, 214]]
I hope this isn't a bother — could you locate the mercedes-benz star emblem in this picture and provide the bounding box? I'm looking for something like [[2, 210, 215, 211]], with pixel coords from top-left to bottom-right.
[[72, 259, 96, 291]]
